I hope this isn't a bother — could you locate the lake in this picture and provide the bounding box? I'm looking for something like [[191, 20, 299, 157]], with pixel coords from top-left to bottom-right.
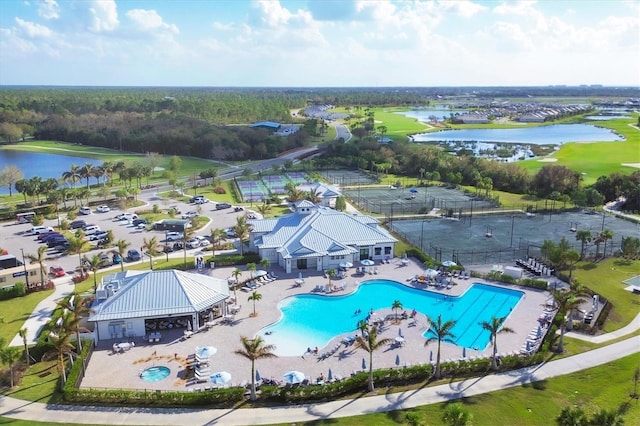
[[411, 124, 624, 145], [398, 107, 468, 122], [0, 149, 103, 194]]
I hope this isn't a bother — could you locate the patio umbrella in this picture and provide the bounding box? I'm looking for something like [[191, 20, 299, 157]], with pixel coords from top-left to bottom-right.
[[282, 371, 305, 385], [409, 188, 418, 193], [187, 321, 192, 332], [255, 369, 261, 382], [298, 272, 303, 280], [362, 357, 367, 370], [210, 371, 231, 385], [395, 354, 401, 366], [255, 270, 268, 277], [327, 369, 333, 382], [462, 347, 466, 358], [339, 261, 353, 269], [424, 269, 439, 277], [394, 336, 405, 344], [195, 346, 217, 358], [442, 260, 457, 267], [398, 328, 403, 338], [361, 259, 374, 266]]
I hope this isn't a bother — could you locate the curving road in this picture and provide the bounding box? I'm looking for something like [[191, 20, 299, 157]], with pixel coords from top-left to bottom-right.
[[1, 336, 638, 425]]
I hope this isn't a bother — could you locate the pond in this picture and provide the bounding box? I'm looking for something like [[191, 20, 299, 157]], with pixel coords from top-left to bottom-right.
[[411, 124, 624, 145], [397, 107, 468, 122], [0, 149, 103, 194]]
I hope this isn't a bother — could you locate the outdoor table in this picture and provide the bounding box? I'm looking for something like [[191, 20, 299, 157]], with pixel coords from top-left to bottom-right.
[[294, 279, 304, 286]]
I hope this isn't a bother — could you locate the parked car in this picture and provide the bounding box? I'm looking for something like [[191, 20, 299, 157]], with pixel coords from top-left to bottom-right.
[[126, 249, 141, 262], [186, 238, 201, 249], [90, 231, 109, 241], [42, 233, 65, 244], [98, 253, 112, 268], [83, 225, 101, 235], [162, 245, 174, 253], [225, 228, 236, 238], [166, 231, 183, 241], [190, 195, 205, 203], [234, 206, 245, 212], [216, 202, 232, 210], [53, 241, 70, 252], [132, 218, 147, 226], [47, 237, 68, 248], [96, 205, 111, 213], [70, 220, 87, 229], [49, 266, 66, 277], [172, 241, 184, 250], [112, 252, 122, 264], [38, 231, 61, 241], [29, 226, 54, 235], [181, 210, 198, 219], [79, 206, 92, 215], [194, 198, 209, 204], [115, 213, 138, 221]]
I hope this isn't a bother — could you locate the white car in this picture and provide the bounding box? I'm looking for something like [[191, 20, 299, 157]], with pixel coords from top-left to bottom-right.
[[186, 238, 201, 249], [166, 231, 183, 241], [181, 211, 198, 219], [225, 228, 237, 238], [96, 205, 110, 213], [79, 206, 92, 215]]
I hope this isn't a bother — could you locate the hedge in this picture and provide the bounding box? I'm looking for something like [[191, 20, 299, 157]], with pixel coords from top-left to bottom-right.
[[0, 282, 26, 301]]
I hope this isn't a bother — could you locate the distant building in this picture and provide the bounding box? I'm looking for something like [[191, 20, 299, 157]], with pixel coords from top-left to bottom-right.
[[0, 254, 44, 290], [250, 121, 281, 131]]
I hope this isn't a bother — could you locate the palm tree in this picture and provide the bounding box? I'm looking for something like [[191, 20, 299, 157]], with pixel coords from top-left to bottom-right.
[[182, 223, 196, 268], [589, 408, 624, 426], [557, 406, 588, 426], [564, 249, 581, 281], [232, 216, 250, 256], [42, 327, 75, 386], [424, 314, 457, 379], [234, 336, 277, 401], [18, 327, 30, 367], [551, 288, 586, 353], [248, 291, 262, 317], [209, 228, 226, 258], [479, 316, 514, 371], [79, 163, 96, 189], [115, 239, 130, 272], [57, 295, 94, 352], [256, 203, 271, 217], [259, 257, 270, 272], [575, 230, 592, 260], [87, 254, 102, 293], [231, 268, 242, 300], [392, 299, 403, 323], [353, 323, 393, 391], [0, 346, 22, 388], [442, 402, 474, 426], [66, 234, 90, 273], [142, 236, 160, 269], [599, 229, 614, 259], [27, 245, 48, 286], [246, 262, 257, 279], [326, 268, 336, 287]]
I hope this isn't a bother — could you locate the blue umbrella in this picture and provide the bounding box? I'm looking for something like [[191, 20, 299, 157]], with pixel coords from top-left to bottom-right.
[[195, 346, 217, 358], [282, 371, 305, 384], [210, 371, 231, 385], [362, 357, 367, 370], [395, 354, 400, 366], [327, 369, 333, 382], [255, 369, 261, 382], [409, 188, 418, 193]]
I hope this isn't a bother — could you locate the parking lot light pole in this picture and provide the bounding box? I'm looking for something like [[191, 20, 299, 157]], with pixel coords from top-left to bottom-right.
[[20, 248, 30, 287]]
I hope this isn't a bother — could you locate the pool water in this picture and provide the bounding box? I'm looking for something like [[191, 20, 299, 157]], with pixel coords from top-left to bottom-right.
[[140, 366, 171, 382], [261, 280, 522, 356]]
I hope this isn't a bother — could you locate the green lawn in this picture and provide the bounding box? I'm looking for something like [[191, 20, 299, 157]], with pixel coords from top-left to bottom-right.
[[0, 290, 54, 344]]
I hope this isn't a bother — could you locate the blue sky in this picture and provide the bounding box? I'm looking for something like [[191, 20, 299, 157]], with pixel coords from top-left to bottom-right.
[[0, 0, 638, 87]]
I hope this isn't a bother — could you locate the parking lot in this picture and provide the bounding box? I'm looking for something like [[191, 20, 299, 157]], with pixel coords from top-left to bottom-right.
[[1, 192, 253, 277]]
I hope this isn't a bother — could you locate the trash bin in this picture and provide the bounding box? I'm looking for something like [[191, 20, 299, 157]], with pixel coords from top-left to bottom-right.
[[210, 261, 215, 269]]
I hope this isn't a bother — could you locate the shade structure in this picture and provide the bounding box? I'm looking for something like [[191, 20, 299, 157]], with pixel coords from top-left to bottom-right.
[[409, 188, 418, 193], [361, 259, 374, 266], [282, 371, 305, 384], [362, 357, 367, 370], [255, 270, 268, 277], [442, 260, 457, 267], [394, 336, 405, 344], [255, 369, 261, 382], [424, 269, 439, 277], [395, 354, 401, 366], [210, 371, 231, 384], [195, 346, 217, 358], [327, 368, 333, 382], [339, 261, 353, 269]]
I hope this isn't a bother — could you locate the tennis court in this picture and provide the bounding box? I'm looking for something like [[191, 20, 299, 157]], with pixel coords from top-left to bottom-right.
[[236, 179, 270, 202], [262, 174, 289, 194], [321, 169, 378, 186], [286, 172, 311, 185], [393, 210, 638, 266]]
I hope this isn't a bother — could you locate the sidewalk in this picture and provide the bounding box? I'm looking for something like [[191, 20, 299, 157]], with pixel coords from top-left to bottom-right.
[[1, 336, 638, 425], [564, 311, 640, 343]]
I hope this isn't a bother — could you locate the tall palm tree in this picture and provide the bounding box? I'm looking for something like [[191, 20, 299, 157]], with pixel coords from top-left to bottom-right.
[[0, 346, 22, 388], [248, 291, 262, 317], [259, 257, 270, 272], [589, 408, 624, 426], [27, 245, 48, 286], [79, 163, 96, 189], [479, 316, 514, 371], [232, 216, 250, 256], [57, 295, 94, 352], [182, 223, 196, 269], [599, 229, 614, 259], [392, 299, 403, 323], [142, 236, 160, 270], [575, 230, 592, 260], [256, 203, 271, 217], [101, 161, 115, 186], [551, 288, 586, 353], [42, 327, 75, 387], [115, 239, 130, 272], [246, 262, 257, 278], [18, 327, 29, 367], [66, 234, 90, 273], [353, 323, 393, 391], [326, 268, 336, 286], [62, 164, 81, 188], [209, 228, 226, 258], [424, 314, 457, 379], [231, 268, 242, 300], [87, 254, 102, 293], [234, 336, 277, 401]]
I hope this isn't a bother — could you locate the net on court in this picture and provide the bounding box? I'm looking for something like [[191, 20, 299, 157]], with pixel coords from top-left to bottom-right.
[[320, 169, 378, 186]]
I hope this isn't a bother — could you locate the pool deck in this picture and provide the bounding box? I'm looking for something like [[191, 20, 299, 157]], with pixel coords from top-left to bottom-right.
[[81, 258, 552, 392]]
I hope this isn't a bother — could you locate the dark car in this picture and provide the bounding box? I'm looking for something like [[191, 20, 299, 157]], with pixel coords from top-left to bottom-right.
[[90, 231, 109, 241], [42, 233, 64, 243], [70, 220, 87, 230], [132, 218, 147, 226], [38, 231, 62, 241], [47, 237, 68, 248], [216, 202, 232, 210], [126, 249, 141, 262], [53, 241, 70, 252], [172, 241, 184, 250]]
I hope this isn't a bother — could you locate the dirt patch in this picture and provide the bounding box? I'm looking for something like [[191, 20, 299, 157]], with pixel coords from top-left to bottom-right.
[[621, 163, 640, 168], [538, 158, 558, 163]]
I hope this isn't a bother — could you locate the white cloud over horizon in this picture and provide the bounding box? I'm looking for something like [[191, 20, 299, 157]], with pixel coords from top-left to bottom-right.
[[0, 0, 637, 86]]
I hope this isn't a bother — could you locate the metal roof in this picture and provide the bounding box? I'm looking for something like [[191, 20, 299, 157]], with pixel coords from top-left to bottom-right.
[[89, 270, 229, 322]]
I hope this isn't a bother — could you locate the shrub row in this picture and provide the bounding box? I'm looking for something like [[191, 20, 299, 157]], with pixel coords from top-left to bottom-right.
[[209, 253, 260, 267], [0, 282, 26, 301]]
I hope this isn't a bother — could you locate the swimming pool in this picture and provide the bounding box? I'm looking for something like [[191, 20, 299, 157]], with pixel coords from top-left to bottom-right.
[[261, 280, 523, 356]]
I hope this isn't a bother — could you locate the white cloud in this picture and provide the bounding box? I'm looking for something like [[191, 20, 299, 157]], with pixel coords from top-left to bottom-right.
[[212, 21, 235, 31], [15, 17, 53, 38], [38, 0, 59, 20], [126, 9, 179, 35], [439, 0, 487, 18], [88, 0, 118, 32]]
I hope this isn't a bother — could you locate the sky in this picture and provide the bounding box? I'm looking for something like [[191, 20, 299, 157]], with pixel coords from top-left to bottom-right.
[[0, 0, 638, 87]]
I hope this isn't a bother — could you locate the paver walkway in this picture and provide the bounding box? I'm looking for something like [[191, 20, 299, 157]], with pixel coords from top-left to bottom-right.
[[1, 336, 638, 425]]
